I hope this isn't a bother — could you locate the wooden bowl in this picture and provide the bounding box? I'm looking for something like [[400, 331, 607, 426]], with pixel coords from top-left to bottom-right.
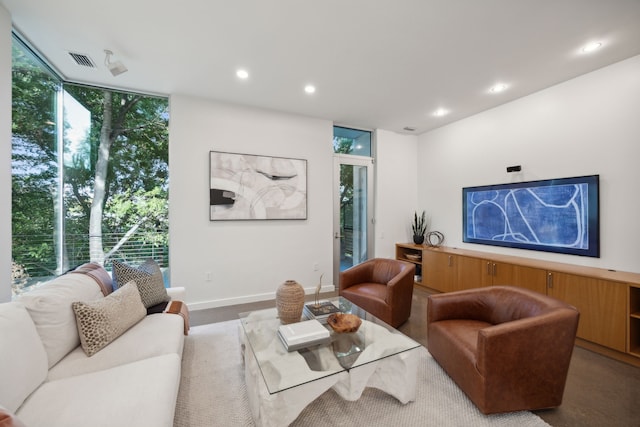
[[327, 313, 362, 333]]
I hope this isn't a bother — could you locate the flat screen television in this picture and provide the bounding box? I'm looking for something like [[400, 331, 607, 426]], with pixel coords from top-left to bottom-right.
[[462, 175, 600, 257]]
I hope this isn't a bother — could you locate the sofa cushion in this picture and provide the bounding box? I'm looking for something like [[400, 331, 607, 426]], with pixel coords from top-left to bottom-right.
[[16, 354, 182, 427], [16, 273, 104, 368], [0, 406, 27, 427], [0, 303, 48, 413], [48, 312, 185, 380], [72, 281, 146, 356], [112, 259, 170, 308]]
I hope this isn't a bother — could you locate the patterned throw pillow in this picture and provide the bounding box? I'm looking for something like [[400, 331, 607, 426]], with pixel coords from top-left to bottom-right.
[[111, 259, 170, 308], [72, 281, 146, 356]]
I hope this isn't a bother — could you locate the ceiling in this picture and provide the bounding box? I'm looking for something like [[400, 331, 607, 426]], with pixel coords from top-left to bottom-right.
[[3, 0, 640, 135]]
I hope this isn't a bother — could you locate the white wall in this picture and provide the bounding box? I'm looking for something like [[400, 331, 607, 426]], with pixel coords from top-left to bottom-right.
[[168, 95, 334, 309], [1, 6, 12, 302], [374, 129, 419, 258], [417, 55, 640, 273]]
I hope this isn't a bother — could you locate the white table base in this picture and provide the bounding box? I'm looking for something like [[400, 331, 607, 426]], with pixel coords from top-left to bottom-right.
[[242, 329, 419, 427]]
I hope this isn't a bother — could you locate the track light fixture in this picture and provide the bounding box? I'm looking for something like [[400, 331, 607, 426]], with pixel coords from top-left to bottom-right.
[[104, 49, 128, 77]]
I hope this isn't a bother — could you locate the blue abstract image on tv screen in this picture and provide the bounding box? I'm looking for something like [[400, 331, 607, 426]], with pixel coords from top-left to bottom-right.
[[462, 175, 599, 257]]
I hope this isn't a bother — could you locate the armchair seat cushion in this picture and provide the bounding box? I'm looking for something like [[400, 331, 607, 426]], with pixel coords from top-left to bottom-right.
[[430, 319, 490, 357], [341, 283, 389, 319], [341, 283, 387, 302]]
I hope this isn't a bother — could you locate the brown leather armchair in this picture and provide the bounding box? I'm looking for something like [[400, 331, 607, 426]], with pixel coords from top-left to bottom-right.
[[427, 286, 579, 414], [339, 258, 415, 328]]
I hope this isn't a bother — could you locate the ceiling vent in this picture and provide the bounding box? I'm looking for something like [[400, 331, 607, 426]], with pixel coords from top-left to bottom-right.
[[403, 126, 416, 132], [68, 52, 97, 69]]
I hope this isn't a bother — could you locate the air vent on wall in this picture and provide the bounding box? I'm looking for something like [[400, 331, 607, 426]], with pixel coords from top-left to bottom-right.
[[68, 51, 97, 69]]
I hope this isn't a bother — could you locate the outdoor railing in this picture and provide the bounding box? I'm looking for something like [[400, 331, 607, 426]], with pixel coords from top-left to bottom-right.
[[12, 230, 168, 295]]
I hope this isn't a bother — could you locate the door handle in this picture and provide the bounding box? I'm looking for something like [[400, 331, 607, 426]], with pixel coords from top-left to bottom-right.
[[334, 232, 343, 239]]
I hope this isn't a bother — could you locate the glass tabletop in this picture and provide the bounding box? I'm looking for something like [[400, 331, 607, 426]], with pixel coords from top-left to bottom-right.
[[239, 297, 421, 394]]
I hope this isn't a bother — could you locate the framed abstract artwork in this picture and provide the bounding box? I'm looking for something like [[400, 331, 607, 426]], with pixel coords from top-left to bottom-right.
[[209, 151, 307, 220], [462, 175, 600, 257]]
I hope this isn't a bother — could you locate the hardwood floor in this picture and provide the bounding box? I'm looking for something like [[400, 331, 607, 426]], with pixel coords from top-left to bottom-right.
[[189, 286, 640, 427]]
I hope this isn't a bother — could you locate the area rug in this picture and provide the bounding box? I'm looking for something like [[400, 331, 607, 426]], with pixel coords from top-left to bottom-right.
[[173, 320, 550, 427]]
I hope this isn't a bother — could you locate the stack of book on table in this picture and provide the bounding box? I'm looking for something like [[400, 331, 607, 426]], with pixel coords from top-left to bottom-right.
[[303, 301, 342, 324], [277, 319, 331, 352]]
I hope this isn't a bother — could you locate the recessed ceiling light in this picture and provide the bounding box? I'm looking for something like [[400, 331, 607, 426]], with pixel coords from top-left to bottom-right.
[[433, 108, 449, 117], [304, 85, 316, 94], [489, 83, 508, 93], [581, 41, 602, 54], [236, 69, 249, 79]]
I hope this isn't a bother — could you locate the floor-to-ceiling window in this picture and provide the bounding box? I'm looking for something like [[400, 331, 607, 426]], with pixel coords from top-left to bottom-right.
[[333, 126, 374, 282], [11, 34, 169, 296]]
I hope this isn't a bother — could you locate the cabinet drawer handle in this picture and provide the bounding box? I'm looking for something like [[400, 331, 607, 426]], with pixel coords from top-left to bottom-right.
[[493, 263, 497, 276], [448, 256, 452, 267], [547, 273, 553, 288], [486, 262, 491, 275]]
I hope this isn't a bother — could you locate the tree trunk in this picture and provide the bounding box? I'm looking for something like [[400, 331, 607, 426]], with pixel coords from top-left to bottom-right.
[[103, 216, 148, 262], [89, 91, 112, 265]]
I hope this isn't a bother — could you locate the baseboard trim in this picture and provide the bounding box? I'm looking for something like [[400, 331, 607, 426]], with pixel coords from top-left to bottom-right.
[[188, 285, 336, 311], [575, 338, 640, 368]]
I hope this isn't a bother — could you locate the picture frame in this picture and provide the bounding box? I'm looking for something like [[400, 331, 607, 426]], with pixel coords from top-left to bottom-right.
[[462, 175, 600, 257], [209, 151, 307, 220]]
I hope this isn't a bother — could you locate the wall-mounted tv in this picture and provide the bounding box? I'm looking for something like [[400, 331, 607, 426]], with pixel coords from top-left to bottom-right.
[[462, 175, 600, 257]]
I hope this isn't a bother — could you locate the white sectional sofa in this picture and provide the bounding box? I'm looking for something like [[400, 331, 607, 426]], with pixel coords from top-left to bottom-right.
[[0, 263, 187, 427]]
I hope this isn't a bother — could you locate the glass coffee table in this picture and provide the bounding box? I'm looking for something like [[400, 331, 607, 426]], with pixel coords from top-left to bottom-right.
[[239, 297, 422, 427]]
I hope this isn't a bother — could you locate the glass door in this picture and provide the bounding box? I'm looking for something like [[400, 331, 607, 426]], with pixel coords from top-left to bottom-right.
[[333, 154, 374, 285]]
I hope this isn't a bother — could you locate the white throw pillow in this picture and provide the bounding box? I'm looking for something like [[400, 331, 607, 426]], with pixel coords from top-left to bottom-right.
[[17, 272, 104, 368], [0, 302, 48, 413]]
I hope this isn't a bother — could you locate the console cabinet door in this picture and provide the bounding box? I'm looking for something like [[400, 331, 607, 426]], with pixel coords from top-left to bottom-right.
[[426, 253, 548, 294], [548, 271, 627, 352], [456, 256, 492, 290], [423, 250, 456, 293], [456, 258, 547, 294], [492, 263, 547, 295]]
